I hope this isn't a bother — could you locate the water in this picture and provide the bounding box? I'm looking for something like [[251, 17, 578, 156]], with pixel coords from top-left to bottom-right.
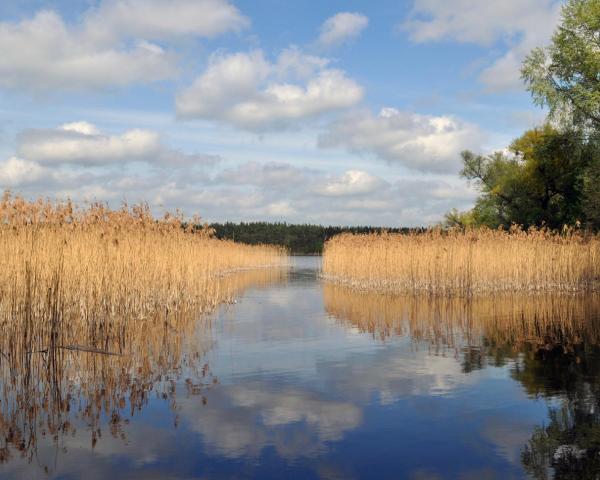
[[2, 257, 600, 479]]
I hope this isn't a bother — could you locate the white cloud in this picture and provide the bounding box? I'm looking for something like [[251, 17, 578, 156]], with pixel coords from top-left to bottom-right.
[[322, 341, 478, 404], [402, 0, 562, 91], [0, 151, 477, 226], [217, 161, 309, 187], [0, 157, 46, 187], [84, 0, 248, 43], [0, 0, 247, 92], [2, 118, 477, 226], [319, 108, 483, 172], [313, 170, 386, 197], [180, 384, 362, 459], [176, 48, 364, 131], [0, 11, 174, 91], [16, 122, 218, 166], [318, 12, 369, 48], [61, 121, 101, 136], [266, 201, 296, 217]]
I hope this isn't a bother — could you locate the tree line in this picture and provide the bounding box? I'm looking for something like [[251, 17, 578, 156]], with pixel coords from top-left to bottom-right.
[[446, 0, 600, 231], [210, 222, 415, 254]]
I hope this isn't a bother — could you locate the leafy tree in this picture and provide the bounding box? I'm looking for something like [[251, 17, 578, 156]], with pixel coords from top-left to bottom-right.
[[582, 158, 600, 228], [522, 0, 600, 130], [442, 208, 476, 229], [458, 126, 594, 229]]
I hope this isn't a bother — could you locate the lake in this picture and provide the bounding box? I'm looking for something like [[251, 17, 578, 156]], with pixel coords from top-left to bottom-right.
[[1, 256, 600, 479]]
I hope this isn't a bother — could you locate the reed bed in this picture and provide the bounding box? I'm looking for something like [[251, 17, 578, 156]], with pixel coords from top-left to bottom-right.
[[322, 228, 600, 295], [0, 192, 287, 329], [323, 283, 600, 354], [0, 192, 287, 468], [0, 268, 285, 469]]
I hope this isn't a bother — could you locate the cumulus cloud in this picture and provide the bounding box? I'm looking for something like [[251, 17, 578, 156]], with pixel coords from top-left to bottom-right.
[[206, 160, 476, 225], [0, 156, 476, 226], [319, 108, 483, 172], [401, 0, 562, 91], [84, 0, 248, 43], [1, 117, 476, 226], [0, 0, 247, 92], [176, 48, 363, 131], [313, 170, 386, 197], [318, 12, 369, 48], [0, 11, 174, 91], [0, 157, 47, 187], [16, 122, 218, 166]]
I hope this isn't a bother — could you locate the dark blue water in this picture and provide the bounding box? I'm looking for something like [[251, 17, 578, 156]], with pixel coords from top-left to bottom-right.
[[2, 257, 600, 479]]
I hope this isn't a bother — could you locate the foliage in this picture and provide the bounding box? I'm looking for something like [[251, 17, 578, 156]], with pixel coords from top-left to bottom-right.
[[582, 157, 600, 229], [457, 126, 598, 229], [452, 0, 600, 231], [522, 0, 600, 130]]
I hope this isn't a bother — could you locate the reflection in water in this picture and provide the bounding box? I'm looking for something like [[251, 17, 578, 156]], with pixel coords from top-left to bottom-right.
[[521, 372, 600, 479], [324, 283, 600, 353], [178, 383, 362, 460], [324, 283, 600, 479], [3, 261, 600, 479], [0, 268, 284, 474]]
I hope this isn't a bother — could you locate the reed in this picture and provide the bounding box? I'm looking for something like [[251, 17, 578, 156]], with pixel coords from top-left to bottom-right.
[[0, 192, 287, 325], [0, 191, 288, 468], [322, 227, 600, 295], [0, 192, 287, 369]]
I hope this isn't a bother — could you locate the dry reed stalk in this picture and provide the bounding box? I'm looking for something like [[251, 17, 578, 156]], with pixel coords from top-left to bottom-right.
[[322, 228, 600, 295], [0, 192, 288, 467]]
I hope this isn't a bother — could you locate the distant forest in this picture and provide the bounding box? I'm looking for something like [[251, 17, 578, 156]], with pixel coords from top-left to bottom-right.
[[209, 222, 414, 254]]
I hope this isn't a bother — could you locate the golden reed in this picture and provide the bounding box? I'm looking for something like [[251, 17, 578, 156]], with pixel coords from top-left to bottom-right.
[[322, 228, 600, 295], [0, 191, 287, 325], [0, 191, 288, 468]]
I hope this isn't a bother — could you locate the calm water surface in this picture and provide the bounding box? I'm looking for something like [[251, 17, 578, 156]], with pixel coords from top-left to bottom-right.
[[2, 257, 600, 479]]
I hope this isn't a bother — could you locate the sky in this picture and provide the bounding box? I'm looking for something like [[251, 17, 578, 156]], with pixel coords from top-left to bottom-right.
[[0, 0, 563, 226]]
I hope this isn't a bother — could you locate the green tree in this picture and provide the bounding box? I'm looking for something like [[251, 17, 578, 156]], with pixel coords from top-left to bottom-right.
[[459, 126, 594, 229], [582, 158, 600, 228], [442, 208, 476, 229], [522, 0, 600, 130]]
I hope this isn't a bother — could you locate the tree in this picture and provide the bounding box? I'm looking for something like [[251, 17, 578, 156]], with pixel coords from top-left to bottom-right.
[[208, 222, 416, 254], [522, 0, 600, 130], [442, 208, 476, 229], [582, 159, 600, 228], [458, 125, 594, 229]]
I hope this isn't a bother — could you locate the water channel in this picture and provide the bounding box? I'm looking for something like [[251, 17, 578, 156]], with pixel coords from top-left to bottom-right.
[[2, 257, 600, 479]]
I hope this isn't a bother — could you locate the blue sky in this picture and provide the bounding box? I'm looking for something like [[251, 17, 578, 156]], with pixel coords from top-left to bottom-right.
[[0, 0, 562, 226]]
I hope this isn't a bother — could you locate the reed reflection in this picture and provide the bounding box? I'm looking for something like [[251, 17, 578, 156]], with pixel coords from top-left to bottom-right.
[[324, 284, 600, 354], [324, 283, 600, 478], [0, 268, 284, 473]]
